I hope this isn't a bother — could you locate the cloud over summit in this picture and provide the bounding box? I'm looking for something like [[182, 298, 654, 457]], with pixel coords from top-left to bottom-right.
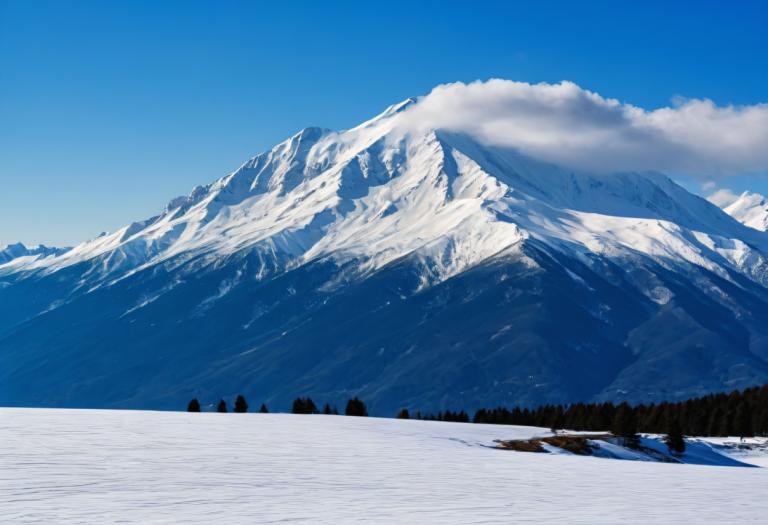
[[396, 79, 768, 177]]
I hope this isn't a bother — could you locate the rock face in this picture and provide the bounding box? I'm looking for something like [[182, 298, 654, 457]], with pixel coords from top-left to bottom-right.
[[2, 98, 768, 413]]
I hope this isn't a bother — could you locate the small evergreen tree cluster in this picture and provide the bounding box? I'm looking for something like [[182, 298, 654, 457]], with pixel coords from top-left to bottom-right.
[[290, 397, 362, 415], [292, 397, 318, 414], [186, 395, 264, 414], [188, 395, 365, 416], [345, 397, 368, 417], [414, 410, 470, 423]]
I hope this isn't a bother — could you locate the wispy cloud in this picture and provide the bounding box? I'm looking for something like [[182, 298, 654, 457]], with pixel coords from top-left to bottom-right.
[[396, 79, 768, 177]]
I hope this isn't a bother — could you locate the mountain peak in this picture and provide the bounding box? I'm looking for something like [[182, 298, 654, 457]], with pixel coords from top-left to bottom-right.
[[4, 98, 767, 291], [721, 190, 768, 231], [380, 97, 417, 118], [349, 97, 417, 133]]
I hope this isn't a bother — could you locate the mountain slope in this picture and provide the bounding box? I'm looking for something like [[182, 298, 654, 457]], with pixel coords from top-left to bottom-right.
[[2, 98, 768, 412]]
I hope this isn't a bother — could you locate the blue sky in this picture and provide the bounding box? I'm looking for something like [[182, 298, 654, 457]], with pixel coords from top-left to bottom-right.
[[1, 0, 766, 246]]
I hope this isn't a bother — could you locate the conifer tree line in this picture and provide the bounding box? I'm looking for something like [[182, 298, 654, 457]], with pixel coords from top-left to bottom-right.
[[472, 385, 768, 437], [188, 395, 267, 413], [186, 384, 768, 437], [404, 409, 471, 423]]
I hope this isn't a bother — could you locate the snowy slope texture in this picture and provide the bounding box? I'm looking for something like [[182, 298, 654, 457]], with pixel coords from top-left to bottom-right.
[[3, 92, 768, 412], [722, 191, 768, 232], [3, 409, 768, 524]]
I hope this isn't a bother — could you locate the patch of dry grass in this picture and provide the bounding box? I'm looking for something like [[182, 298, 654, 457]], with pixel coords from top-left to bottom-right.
[[496, 439, 546, 453], [496, 433, 612, 455]]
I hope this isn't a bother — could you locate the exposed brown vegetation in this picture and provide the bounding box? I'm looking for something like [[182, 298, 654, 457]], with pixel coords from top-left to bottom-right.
[[496, 439, 546, 453], [544, 435, 599, 455], [496, 433, 611, 455]]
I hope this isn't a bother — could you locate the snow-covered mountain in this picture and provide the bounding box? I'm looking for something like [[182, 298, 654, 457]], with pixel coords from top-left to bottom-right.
[[0, 242, 70, 265], [720, 191, 768, 232], [2, 98, 768, 412]]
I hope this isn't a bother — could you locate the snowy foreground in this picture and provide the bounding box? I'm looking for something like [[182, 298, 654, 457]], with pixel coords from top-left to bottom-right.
[[3, 409, 767, 524]]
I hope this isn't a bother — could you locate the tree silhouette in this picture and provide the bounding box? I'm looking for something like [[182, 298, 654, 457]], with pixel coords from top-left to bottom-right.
[[259, 403, 269, 413], [665, 418, 686, 455], [292, 397, 318, 414], [397, 408, 410, 419], [612, 402, 639, 447], [187, 398, 201, 412], [217, 399, 228, 413], [345, 397, 368, 417], [735, 401, 753, 439], [234, 395, 248, 413]]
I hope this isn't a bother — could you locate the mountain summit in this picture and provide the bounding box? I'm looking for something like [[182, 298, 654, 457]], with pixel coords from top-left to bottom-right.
[[721, 191, 768, 232], [2, 97, 768, 412]]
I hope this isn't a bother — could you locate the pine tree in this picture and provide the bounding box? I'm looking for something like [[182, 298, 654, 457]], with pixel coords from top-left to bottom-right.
[[259, 403, 269, 413], [187, 398, 201, 412], [735, 401, 753, 439], [234, 395, 248, 413], [612, 402, 639, 447], [758, 407, 768, 437], [707, 406, 724, 436], [397, 408, 410, 419], [322, 403, 334, 415], [548, 406, 564, 434], [217, 399, 228, 413], [345, 397, 368, 417], [665, 418, 686, 455]]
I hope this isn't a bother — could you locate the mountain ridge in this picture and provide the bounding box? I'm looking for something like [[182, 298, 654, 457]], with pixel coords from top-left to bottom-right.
[[0, 242, 70, 265]]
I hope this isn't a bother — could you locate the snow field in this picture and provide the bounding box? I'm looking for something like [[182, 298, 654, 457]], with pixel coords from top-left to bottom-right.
[[2, 408, 767, 524]]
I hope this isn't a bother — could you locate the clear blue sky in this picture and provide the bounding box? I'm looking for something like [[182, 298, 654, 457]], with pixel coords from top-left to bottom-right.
[[1, 0, 766, 246]]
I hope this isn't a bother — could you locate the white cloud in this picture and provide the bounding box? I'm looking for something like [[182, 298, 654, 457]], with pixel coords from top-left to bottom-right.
[[706, 188, 741, 207], [396, 79, 768, 177]]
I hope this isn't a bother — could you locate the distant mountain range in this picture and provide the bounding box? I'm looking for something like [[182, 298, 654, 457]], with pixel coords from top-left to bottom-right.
[[2, 98, 768, 413], [0, 243, 70, 265]]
